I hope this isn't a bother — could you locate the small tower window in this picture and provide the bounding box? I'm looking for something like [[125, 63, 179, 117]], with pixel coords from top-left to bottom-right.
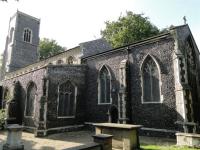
[[23, 28, 32, 43]]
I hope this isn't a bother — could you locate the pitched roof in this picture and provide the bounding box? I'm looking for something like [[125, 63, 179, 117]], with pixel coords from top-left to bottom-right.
[[80, 38, 112, 58]]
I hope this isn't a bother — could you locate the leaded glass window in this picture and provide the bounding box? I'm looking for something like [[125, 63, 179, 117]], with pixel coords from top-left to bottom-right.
[[142, 56, 160, 103], [58, 81, 76, 117], [99, 66, 111, 104], [26, 82, 36, 116]]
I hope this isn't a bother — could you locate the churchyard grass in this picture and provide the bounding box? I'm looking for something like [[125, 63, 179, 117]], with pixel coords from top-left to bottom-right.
[[141, 144, 199, 150]]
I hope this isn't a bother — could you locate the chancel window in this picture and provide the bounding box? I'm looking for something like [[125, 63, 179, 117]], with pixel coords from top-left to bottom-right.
[[23, 28, 32, 43], [142, 55, 161, 103], [58, 81, 76, 117], [98, 66, 111, 104], [26, 82, 37, 116]]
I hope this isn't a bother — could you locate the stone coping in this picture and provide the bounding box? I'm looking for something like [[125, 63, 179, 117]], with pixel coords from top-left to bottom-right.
[[93, 123, 142, 129], [62, 142, 100, 150], [6, 124, 24, 131], [176, 132, 200, 138], [93, 134, 113, 139]]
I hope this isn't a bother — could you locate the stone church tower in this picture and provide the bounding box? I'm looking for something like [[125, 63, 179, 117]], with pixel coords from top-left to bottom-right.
[[1, 11, 40, 78]]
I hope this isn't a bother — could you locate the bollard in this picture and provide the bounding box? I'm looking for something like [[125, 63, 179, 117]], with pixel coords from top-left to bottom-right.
[[3, 124, 24, 150], [93, 134, 113, 150]]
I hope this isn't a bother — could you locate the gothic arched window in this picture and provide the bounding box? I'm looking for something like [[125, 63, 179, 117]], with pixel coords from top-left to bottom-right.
[[58, 81, 76, 117], [26, 82, 37, 116], [141, 55, 161, 103], [98, 65, 111, 104], [23, 28, 32, 43]]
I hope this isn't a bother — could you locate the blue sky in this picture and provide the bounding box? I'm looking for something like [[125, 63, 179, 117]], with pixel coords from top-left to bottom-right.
[[0, 0, 199, 54]]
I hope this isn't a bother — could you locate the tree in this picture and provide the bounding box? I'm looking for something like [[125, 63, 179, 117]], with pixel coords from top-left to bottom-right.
[[101, 11, 160, 48], [39, 38, 65, 60]]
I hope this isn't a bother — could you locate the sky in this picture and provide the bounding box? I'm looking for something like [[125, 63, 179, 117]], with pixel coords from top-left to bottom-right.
[[0, 0, 199, 54]]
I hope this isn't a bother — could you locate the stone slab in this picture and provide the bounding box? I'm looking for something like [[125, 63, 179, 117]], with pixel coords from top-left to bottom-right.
[[93, 123, 142, 129], [176, 132, 200, 148]]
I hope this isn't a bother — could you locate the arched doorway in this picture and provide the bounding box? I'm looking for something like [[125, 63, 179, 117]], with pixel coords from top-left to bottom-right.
[[109, 105, 118, 123]]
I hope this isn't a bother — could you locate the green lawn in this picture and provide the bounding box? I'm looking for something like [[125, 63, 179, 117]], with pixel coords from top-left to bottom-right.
[[141, 144, 199, 150]]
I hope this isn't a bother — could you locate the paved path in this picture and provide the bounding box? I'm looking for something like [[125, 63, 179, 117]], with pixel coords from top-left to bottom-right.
[[0, 130, 93, 150], [0, 130, 176, 150]]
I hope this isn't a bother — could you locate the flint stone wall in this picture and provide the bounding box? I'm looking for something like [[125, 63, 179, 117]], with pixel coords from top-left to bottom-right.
[[2, 68, 46, 127], [84, 35, 178, 131], [46, 65, 87, 128]]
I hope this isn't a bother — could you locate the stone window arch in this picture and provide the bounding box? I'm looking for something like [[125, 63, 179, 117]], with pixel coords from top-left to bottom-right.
[[57, 80, 77, 118], [25, 82, 37, 117], [67, 56, 74, 64], [141, 55, 162, 103], [23, 28, 32, 43], [98, 65, 112, 104]]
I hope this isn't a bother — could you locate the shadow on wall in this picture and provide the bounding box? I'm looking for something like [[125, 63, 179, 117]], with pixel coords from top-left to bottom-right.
[[133, 102, 185, 132]]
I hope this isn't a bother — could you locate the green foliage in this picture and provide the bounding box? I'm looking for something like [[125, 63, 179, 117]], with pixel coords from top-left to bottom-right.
[[141, 144, 199, 150], [101, 11, 160, 48], [39, 38, 64, 60], [0, 109, 6, 130]]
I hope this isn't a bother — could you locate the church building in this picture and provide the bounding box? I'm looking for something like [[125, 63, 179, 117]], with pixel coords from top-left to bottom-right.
[[0, 11, 200, 137]]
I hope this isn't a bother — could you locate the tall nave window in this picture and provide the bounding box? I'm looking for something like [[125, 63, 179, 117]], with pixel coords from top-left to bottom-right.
[[141, 55, 161, 103], [58, 81, 76, 117], [26, 82, 37, 116], [98, 65, 111, 104]]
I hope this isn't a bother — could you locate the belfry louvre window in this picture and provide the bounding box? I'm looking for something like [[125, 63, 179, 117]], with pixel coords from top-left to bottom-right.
[[142, 55, 161, 103], [58, 81, 76, 117], [26, 82, 37, 116], [98, 66, 111, 104], [23, 28, 32, 43]]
